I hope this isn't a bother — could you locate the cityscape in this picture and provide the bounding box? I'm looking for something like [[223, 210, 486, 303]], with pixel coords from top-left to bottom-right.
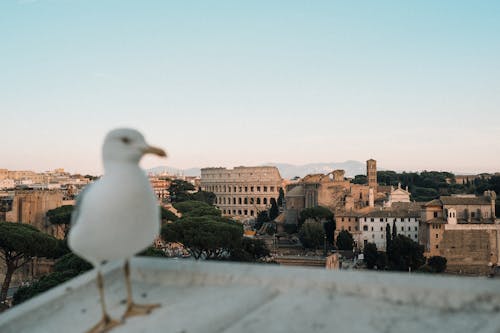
[[1, 0, 499, 332]]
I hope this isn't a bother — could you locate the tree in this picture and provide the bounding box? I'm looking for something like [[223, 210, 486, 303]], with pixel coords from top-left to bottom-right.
[[161, 217, 243, 259], [427, 256, 447, 273], [0, 222, 64, 302], [388, 235, 425, 271], [385, 223, 392, 253], [323, 220, 336, 246], [46, 205, 74, 238], [254, 211, 270, 230], [191, 191, 216, 205], [268, 198, 279, 221], [363, 243, 378, 269], [298, 206, 334, 228], [169, 179, 195, 203], [298, 221, 325, 249], [336, 230, 354, 251], [160, 206, 179, 223], [173, 201, 221, 218], [352, 175, 367, 185], [229, 238, 270, 262], [277, 188, 285, 208], [392, 220, 397, 240]]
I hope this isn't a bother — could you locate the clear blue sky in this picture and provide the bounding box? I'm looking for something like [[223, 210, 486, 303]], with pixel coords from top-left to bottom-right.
[[1, 0, 499, 175]]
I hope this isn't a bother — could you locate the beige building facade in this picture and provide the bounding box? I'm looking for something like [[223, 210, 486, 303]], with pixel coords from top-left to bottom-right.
[[201, 166, 283, 219]]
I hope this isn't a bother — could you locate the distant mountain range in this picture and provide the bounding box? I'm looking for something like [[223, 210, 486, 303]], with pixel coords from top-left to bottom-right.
[[147, 161, 367, 179]]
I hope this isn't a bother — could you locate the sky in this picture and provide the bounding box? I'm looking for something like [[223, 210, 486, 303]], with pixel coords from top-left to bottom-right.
[[1, 0, 499, 175]]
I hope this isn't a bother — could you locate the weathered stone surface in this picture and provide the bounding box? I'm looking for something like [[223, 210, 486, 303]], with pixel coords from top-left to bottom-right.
[[0, 258, 499, 333]]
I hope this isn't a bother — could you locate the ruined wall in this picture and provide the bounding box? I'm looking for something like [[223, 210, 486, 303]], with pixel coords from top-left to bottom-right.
[[441, 227, 500, 275]]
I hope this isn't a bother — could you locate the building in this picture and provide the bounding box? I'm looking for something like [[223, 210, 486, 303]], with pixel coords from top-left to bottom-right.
[[200, 166, 283, 219], [2, 190, 70, 238], [334, 211, 362, 247], [419, 191, 499, 274], [359, 203, 421, 251], [284, 160, 388, 225], [419, 192, 497, 257]]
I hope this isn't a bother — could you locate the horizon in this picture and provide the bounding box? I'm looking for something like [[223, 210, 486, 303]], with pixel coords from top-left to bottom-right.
[[2, 159, 498, 177], [1, 1, 499, 175]]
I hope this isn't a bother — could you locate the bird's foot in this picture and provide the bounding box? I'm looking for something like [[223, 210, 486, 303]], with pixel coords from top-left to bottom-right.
[[86, 314, 122, 333], [123, 302, 161, 319]]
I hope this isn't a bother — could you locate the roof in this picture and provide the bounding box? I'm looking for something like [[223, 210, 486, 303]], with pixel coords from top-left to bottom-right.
[[1, 258, 499, 333], [285, 185, 304, 197], [440, 196, 491, 206], [425, 199, 442, 207], [425, 196, 492, 207], [362, 207, 420, 219], [425, 218, 447, 224]]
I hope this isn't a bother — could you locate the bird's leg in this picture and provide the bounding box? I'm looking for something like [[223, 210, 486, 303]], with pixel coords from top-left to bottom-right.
[[87, 271, 122, 333], [122, 259, 160, 319]]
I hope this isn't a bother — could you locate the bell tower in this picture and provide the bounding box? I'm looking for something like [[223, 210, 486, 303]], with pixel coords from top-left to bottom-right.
[[367, 159, 377, 193]]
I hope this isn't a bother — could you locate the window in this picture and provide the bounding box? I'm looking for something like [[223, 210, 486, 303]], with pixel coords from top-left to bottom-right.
[[270, 186, 275, 192], [414, 234, 417, 239], [256, 198, 261, 204], [263, 198, 268, 205], [342, 218, 345, 222], [250, 210, 254, 216], [435, 233, 439, 239], [238, 210, 242, 215], [363, 225, 368, 231], [264, 186, 268, 192], [381, 234, 384, 239], [245, 186, 248, 192], [371, 227, 374, 231], [371, 218, 374, 222], [380, 227, 383, 231], [436, 244, 439, 249], [238, 198, 242, 205], [414, 227, 417, 231], [372, 234, 375, 238], [355, 226, 359, 231], [348, 226, 351, 231], [244, 210, 248, 215], [401, 227, 404, 231], [433, 212, 438, 218], [239, 187, 242, 192], [244, 198, 248, 205], [257, 186, 261, 192], [233, 198, 236, 205]]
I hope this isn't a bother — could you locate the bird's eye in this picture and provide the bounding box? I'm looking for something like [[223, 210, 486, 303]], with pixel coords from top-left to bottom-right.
[[121, 137, 131, 144]]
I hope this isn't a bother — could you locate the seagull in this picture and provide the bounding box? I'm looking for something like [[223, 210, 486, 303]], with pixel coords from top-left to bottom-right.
[[68, 128, 166, 333]]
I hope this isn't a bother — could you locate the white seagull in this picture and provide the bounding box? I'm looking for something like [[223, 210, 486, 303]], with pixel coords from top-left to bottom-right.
[[68, 128, 166, 333]]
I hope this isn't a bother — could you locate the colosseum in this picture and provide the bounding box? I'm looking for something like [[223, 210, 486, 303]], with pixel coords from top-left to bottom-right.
[[200, 166, 283, 218]]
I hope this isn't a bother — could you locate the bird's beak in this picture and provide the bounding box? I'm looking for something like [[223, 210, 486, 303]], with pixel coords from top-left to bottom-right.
[[143, 145, 167, 157]]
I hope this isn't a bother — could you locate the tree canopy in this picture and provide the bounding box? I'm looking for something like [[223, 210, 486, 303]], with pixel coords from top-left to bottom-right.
[[161, 216, 243, 259], [160, 206, 179, 222], [298, 221, 325, 249], [336, 230, 354, 251], [388, 235, 425, 271], [46, 205, 74, 226], [298, 206, 333, 228], [363, 243, 378, 269], [0, 222, 65, 302], [173, 201, 221, 218]]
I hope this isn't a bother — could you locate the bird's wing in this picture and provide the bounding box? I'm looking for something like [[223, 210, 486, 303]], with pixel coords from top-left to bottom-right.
[[70, 182, 94, 227]]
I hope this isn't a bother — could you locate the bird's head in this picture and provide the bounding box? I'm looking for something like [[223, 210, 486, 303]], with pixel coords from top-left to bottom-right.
[[102, 128, 166, 167]]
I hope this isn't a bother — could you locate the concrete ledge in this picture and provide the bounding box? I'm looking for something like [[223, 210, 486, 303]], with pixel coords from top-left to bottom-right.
[[0, 258, 499, 332]]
